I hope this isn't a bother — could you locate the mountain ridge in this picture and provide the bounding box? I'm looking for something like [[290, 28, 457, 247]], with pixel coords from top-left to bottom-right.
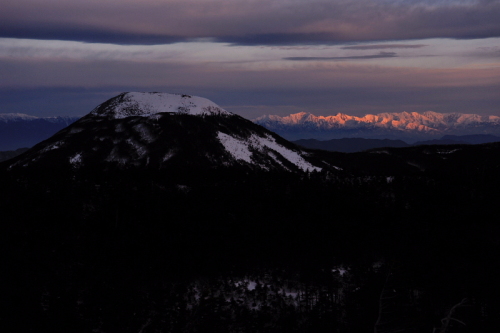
[[293, 134, 500, 153], [255, 111, 500, 142], [0, 113, 80, 150]]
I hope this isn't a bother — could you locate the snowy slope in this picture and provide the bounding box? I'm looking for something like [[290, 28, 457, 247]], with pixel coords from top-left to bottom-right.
[[90, 92, 230, 119], [217, 132, 321, 172]]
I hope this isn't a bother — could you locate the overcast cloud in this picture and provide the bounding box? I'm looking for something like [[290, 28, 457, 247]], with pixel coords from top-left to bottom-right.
[[283, 52, 398, 61], [0, 0, 499, 119], [2, 0, 500, 45], [341, 44, 428, 50]]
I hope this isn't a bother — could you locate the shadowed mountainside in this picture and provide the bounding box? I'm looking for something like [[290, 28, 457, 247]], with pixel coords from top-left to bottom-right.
[[2, 93, 499, 332]]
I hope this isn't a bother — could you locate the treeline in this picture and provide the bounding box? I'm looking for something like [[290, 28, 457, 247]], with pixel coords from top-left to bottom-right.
[[1, 146, 499, 332]]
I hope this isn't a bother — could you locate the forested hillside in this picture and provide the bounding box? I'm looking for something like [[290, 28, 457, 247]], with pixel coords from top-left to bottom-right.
[[2, 141, 499, 332]]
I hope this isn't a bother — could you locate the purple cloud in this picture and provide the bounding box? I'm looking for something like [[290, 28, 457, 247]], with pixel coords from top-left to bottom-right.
[[1, 0, 500, 45], [284, 52, 398, 61], [341, 44, 428, 50]]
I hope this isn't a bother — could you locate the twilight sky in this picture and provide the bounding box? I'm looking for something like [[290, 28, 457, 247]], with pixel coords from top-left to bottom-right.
[[1, 0, 500, 119]]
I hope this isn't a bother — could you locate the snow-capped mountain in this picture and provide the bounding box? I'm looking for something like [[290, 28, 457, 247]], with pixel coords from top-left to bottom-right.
[[6, 92, 324, 173], [90, 92, 230, 119], [254, 111, 500, 142], [0, 113, 78, 124], [0, 113, 80, 150], [0, 113, 39, 122]]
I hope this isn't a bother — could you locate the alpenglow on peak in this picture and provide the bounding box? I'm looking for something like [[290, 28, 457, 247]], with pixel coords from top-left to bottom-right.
[[90, 92, 230, 119]]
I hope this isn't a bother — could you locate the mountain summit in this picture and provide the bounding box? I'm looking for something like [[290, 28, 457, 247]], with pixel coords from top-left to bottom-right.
[[5, 92, 324, 173], [90, 92, 230, 119]]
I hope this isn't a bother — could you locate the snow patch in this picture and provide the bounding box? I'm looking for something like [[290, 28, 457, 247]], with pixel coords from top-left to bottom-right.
[[217, 132, 253, 163], [407, 161, 424, 171], [371, 150, 390, 155], [437, 148, 460, 154], [41, 141, 63, 153], [176, 185, 190, 193], [234, 280, 258, 291], [332, 266, 348, 277], [247, 281, 257, 291], [268, 152, 290, 171], [217, 132, 321, 172], [67, 127, 83, 134], [322, 160, 343, 171], [133, 123, 156, 143], [259, 135, 321, 172], [69, 153, 82, 165], [162, 151, 175, 162]]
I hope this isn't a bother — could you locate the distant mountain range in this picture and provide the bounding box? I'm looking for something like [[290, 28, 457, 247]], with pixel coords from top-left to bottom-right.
[[254, 111, 500, 142], [4, 109, 500, 151], [0, 148, 29, 163], [0, 113, 80, 150], [294, 134, 500, 153]]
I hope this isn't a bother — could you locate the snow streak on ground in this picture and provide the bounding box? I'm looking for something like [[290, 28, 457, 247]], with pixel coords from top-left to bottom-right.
[[162, 150, 175, 162], [69, 153, 82, 165], [437, 149, 460, 154], [217, 132, 253, 163], [41, 141, 63, 153], [217, 132, 321, 172]]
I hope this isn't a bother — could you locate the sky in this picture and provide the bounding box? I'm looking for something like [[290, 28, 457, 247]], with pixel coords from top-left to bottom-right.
[[1, 0, 500, 119]]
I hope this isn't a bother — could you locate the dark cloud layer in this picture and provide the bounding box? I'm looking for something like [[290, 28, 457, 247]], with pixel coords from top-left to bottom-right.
[[341, 44, 428, 50], [0, 25, 188, 45], [284, 52, 398, 61], [219, 33, 346, 46], [2, 0, 500, 45]]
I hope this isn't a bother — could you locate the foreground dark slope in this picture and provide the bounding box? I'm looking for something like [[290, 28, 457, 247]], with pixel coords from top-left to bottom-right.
[[293, 135, 500, 153], [1, 94, 500, 332], [6, 115, 325, 173]]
